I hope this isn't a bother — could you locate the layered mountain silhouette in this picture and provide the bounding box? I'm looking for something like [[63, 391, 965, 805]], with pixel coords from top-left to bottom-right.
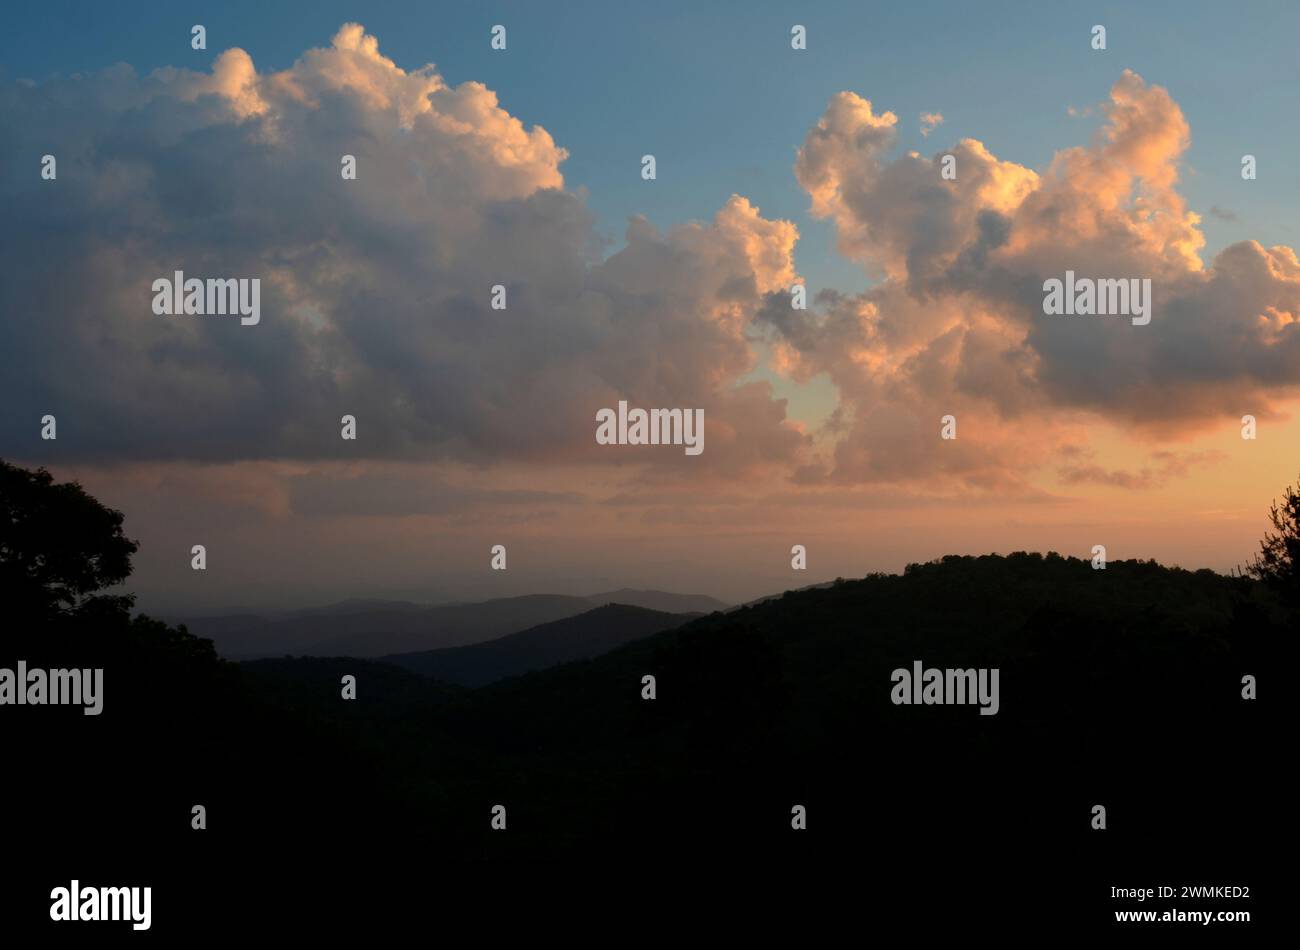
[[218, 554, 1278, 904], [177, 589, 725, 659], [383, 603, 699, 686], [9, 550, 1283, 931]]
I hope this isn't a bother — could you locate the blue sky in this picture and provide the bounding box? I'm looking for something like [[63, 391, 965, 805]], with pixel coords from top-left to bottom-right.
[[6, 1, 1300, 607], [6, 0, 1298, 298]]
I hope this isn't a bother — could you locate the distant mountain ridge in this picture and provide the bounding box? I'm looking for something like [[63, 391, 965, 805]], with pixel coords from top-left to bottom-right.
[[584, 589, 727, 614], [181, 594, 591, 659], [180, 589, 727, 659], [382, 603, 698, 686], [282, 598, 426, 617]]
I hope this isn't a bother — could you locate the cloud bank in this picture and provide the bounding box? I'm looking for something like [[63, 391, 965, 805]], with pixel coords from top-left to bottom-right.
[[1, 25, 805, 477], [3, 28, 1297, 495]]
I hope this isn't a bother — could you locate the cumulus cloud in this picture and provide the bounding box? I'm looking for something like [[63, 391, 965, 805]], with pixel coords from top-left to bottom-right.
[[919, 112, 943, 137], [774, 70, 1300, 487], [0, 24, 806, 477], [3, 32, 1296, 498]]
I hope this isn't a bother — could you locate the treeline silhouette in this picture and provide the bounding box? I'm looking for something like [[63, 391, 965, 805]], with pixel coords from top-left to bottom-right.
[[1, 459, 1284, 930]]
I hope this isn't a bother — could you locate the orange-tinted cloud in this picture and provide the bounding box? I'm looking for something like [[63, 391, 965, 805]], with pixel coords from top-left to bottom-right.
[[774, 70, 1300, 489]]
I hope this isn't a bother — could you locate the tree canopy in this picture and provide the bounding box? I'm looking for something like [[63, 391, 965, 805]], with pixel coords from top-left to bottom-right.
[[0, 459, 138, 620], [1248, 473, 1300, 605]]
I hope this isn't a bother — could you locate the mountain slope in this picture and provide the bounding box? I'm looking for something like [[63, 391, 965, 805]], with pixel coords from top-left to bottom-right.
[[383, 603, 697, 686], [182, 593, 597, 659], [584, 588, 727, 614]]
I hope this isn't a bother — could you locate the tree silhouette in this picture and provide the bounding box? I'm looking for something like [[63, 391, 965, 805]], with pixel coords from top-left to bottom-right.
[[0, 458, 138, 621], [1247, 473, 1300, 606]]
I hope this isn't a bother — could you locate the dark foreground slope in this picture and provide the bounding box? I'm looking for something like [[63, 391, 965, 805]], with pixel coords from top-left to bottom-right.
[[8, 554, 1285, 932], [382, 603, 698, 686]]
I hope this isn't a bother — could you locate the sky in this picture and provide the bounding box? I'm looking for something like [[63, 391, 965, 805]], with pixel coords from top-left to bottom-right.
[[3, 1, 1300, 612]]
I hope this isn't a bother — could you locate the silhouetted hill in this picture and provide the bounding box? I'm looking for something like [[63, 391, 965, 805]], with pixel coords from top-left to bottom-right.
[[209, 552, 1280, 875], [10, 550, 1284, 931], [182, 590, 726, 660], [181, 593, 597, 659], [584, 589, 728, 614], [383, 604, 698, 686], [730, 579, 838, 609]]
